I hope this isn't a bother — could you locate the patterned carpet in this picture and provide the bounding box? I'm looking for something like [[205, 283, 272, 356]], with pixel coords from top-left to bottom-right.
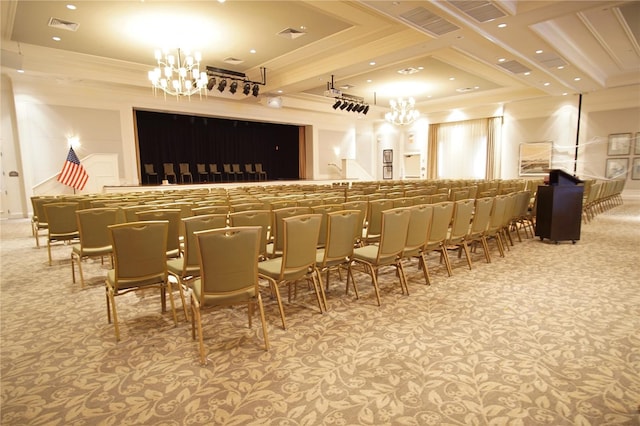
[[1, 200, 639, 425]]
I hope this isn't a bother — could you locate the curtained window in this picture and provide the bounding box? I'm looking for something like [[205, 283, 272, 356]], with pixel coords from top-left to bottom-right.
[[428, 117, 501, 179]]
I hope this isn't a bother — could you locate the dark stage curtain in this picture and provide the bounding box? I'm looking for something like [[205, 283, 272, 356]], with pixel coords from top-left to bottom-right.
[[135, 110, 301, 184]]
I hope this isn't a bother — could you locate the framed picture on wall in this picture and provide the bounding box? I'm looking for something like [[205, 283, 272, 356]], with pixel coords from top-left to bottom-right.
[[383, 165, 393, 179], [607, 133, 631, 156], [631, 158, 640, 180], [605, 157, 628, 179], [383, 149, 393, 164], [519, 141, 552, 176], [635, 133, 640, 155]]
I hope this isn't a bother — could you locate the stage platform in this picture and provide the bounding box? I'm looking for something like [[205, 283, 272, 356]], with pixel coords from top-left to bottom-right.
[[103, 179, 354, 194]]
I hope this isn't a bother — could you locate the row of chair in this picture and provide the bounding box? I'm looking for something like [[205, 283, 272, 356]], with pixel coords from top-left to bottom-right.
[[144, 163, 267, 184]]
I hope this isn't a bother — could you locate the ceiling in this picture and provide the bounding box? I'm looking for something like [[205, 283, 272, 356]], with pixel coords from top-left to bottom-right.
[[2, 0, 639, 114]]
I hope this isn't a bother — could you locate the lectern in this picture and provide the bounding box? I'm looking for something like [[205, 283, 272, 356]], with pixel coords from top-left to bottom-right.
[[535, 169, 584, 243]]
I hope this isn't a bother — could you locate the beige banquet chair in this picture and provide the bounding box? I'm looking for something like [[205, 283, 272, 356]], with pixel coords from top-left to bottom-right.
[[71, 207, 119, 288], [464, 197, 494, 265], [315, 210, 360, 296], [179, 163, 193, 184], [209, 164, 222, 182], [423, 201, 455, 278], [255, 163, 267, 181], [167, 214, 228, 321], [442, 198, 476, 273], [143, 163, 159, 184], [400, 204, 434, 287], [350, 207, 411, 306], [196, 163, 208, 182], [163, 163, 177, 183], [191, 226, 269, 365], [258, 214, 324, 330], [44, 202, 80, 266], [105, 220, 178, 341]]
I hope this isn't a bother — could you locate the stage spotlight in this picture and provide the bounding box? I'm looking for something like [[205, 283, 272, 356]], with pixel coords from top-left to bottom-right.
[[346, 102, 354, 112], [252, 84, 260, 97], [333, 100, 342, 109], [358, 104, 366, 113], [217, 79, 227, 92], [229, 81, 238, 94], [206, 77, 216, 91], [362, 105, 369, 115], [243, 82, 251, 95], [340, 102, 348, 110]]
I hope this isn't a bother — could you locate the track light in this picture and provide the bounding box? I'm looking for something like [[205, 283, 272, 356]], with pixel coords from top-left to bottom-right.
[[207, 77, 216, 91], [340, 102, 348, 110], [363, 105, 369, 115], [217, 79, 227, 92], [229, 81, 238, 94], [252, 84, 260, 97], [333, 100, 342, 109], [346, 102, 354, 111], [243, 82, 251, 95]]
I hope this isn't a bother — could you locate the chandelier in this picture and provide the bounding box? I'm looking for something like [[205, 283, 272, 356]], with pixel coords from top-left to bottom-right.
[[148, 48, 208, 99], [385, 97, 420, 125]]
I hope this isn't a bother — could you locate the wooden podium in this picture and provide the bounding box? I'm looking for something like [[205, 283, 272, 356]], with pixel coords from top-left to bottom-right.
[[535, 169, 584, 243]]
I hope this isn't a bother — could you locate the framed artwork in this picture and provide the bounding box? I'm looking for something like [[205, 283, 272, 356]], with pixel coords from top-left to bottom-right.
[[383, 165, 393, 179], [632, 158, 640, 180], [607, 133, 631, 156], [635, 133, 640, 155], [383, 149, 393, 164], [605, 157, 628, 179], [519, 141, 552, 176]]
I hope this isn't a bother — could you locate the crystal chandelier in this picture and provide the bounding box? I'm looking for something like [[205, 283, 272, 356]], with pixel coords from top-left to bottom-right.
[[385, 97, 420, 125], [148, 48, 208, 99]]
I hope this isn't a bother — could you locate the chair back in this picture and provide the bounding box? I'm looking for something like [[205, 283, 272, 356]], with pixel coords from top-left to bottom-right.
[[320, 210, 360, 265], [232, 163, 242, 173], [229, 209, 271, 259], [32, 196, 57, 225], [403, 204, 433, 257], [469, 197, 494, 237], [487, 195, 508, 235], [194, 226, 261, 304], [244, 163, 255, 173], [426, 201, 454, 248], [144, 164, 156, 174], [179, 163, 190, 174], [192, 205, 229, 216], [76, 207, 119, 250], [430, 193, 449, 203], [311, 204, 344, 247], [280, 214, 322, 278], [409, 194, 431, 206], [449, 199, 475, 243], [377, 207, 411, 261], [365, 199, 394, 242], [197, 163, 206, 174], [270, 207, 313, 255], [392, 197, 413, 208], [342, 200, 367, 242], [223, 164, 232, 173], [45, 202, 80, 236], [182, 214, 228, 271], [109, 220, 168, 289], [163, 163, 175, 175], [136, 209, 182, 257], [230, 202, 264, 213], [209, 164, 220, 173]]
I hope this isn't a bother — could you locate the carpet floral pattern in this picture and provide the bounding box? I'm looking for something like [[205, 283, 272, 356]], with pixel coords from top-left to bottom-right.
[[1, 200, 639, 425]]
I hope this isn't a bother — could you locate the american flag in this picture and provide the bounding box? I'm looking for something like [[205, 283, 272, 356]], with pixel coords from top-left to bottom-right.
[[57, 147, 89, 191]]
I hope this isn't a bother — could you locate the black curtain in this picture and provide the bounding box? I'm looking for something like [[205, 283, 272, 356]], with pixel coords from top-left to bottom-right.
[[136, 110, 300, 184]]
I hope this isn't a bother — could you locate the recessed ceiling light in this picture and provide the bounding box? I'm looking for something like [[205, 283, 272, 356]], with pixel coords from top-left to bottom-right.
[[557, 65, 565, 70], [574, 77, 581, 81], [369, 61, 376, 66], [249, 49, 256, 54], [277, 90, 283, 93], [498, 23, 507, 28], [52, 36, 61, 41], [536, 49, 543, 54], [366, 79, 372, 83], [562, 92, 568, 96], [543, 82, 550, 86], [66, 4, 76, 10], [417, 66, 424, 70], [524, 72, 531, 76], [449, 77, 455, 81], [498, 58, 506, 62], [17, 69, 24, 73]]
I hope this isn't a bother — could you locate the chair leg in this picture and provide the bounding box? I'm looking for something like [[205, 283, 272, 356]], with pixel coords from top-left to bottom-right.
[[108, 289, 120, 341], [47, 240, 53, 266], [268, 278, 287, 330], [256, 293, 270, 351], [165, 281, 178, 326], [440, 246, 453, 276], [461, 241, 472, 270]]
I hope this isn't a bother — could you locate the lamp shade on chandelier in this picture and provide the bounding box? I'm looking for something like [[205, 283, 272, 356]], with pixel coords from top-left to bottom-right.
[[385, 97, 420, 125], [148, 48, 208, 99]]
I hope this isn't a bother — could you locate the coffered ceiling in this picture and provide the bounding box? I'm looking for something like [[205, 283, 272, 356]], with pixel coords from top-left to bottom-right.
[[2, 0, 639, 114]]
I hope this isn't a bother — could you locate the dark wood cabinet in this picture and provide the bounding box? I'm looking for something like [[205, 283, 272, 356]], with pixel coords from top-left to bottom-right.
[[535, 169, 584, 243]]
